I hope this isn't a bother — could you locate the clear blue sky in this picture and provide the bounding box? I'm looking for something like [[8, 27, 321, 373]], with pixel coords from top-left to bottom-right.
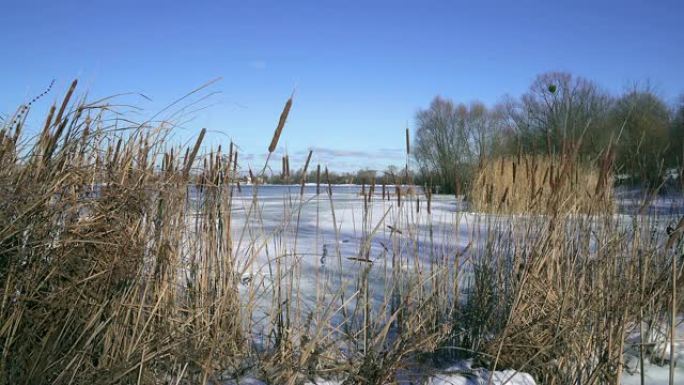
[[2, 0, 683, 171]]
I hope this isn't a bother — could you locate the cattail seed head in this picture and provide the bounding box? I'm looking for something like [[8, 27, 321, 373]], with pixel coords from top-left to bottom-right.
[[268, 97, 292, 152]]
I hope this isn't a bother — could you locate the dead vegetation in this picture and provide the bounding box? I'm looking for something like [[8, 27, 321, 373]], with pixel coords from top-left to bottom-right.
[[0, 82, 681, 385], [470, 153, 614, 214]]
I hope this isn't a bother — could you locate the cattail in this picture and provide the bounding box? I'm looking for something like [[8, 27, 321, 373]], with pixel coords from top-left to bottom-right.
[[268, 96, 292, 152], [182, 148, 189, 167], [316, 164, 321, 195], [112, 138, 123, 166], [42, 105, 56, 138], [405, 127, 410, 155], [233, 151, 239, 181], [215, 147, 222, 184], [201, 158, 209, 186], [325, 167, 332, 196], [227, 142, 234, 171], [299, 150, 313, 196], [162, 152, 168, 173], [396, 185, 401, 206], [512, 161, 517, 184], [167, 148, 175, 174], [183, 128, 206, 178], [54, 79, 78, 126], [208, 149, 215, 176], [285, 155, 290, 178], [542, 167, 549, 187], [500, 187, 509, 208]]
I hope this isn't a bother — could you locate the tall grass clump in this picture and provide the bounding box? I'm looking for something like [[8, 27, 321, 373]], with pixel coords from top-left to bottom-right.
[[0, 82, 244, 384], [0, 83, 459, 385], [2, 81, 682, 385], [470, 153, 614, 214], [454, 145, 683, 384]]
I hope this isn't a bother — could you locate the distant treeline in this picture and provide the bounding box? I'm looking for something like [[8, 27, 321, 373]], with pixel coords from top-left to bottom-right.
[[259, 71, 684, 193], [412, 71, 684, 192], [262, 165, 414, 187]]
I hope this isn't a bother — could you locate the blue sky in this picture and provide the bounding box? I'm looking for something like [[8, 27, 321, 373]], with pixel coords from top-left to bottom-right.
[[2, 0, 683, 171]]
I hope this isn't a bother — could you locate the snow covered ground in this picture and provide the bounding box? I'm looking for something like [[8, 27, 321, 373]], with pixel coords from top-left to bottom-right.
[[224, 362, 538, 385], [216, 185, 683, 385], [224, 368, 537, 385], [622, 317, 684, 385]]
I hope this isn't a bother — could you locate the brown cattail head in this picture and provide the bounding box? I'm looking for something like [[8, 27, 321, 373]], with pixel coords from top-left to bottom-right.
[[54, 79, 78, 126], [268, 96, 293, 152], [183, 128, 206, 178], [42, 105, 56, 138], [299, 150, 313, 196], [301, 150, 313, 176], [233, 151, 238, 173], [285, 155, 290, 178], [405, 127, 410, 155], [325, 166, 332, 196]]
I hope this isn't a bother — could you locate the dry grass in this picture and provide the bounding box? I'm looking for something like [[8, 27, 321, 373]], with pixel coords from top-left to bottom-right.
[[1, 82, 681, 385], [456, 150, 684, 384], [0, 83, 453, 385], [470, 154, 614, 214], [0, 85, 248, 384]]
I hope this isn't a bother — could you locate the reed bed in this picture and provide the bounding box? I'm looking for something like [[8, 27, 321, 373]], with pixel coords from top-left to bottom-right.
[[470, 155, 614, 214], [0, 84, 245, 384], [0, 84, 455, 385], [0, 83, 681, 385]]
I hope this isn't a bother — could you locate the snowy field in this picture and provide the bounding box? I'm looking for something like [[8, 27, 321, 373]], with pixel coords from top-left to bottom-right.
[[216, 185, 684, 385]]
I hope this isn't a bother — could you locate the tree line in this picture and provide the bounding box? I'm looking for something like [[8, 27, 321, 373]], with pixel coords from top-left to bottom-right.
[[262, 165, 410, 186], [413, 71, 684, 192]]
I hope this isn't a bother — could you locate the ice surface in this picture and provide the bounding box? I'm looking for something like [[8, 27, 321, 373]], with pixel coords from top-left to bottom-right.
[[218, 185, 683, 385]]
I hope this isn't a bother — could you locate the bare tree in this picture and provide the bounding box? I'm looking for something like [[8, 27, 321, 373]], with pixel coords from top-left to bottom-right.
[[508, 72, 613, 157], [414, 96, 504, 192], [611, 87, 671, 185], [669, 94, 684, 165]]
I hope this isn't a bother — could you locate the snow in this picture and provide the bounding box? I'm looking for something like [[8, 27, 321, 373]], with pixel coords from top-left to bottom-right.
[[222, 378, 266, 385], [216, 185, 683, 385], [622, 317, 684, 385], [419, 359, 536, 385], [426, 369, 536, 385], [222, 366, 538, 385]]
